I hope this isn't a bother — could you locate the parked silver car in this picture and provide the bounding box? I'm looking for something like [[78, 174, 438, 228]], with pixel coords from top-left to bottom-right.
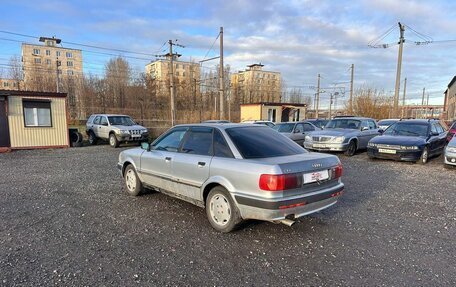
[[444, 135, 456, 167], [118, 124, 344, 232], [86, 114, 149, 148], [304, 117, 381, 156], [273, 121, 321, 145]]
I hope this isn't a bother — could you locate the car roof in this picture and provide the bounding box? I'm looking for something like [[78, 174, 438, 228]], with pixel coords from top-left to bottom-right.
[[332, 117, 373, 120], [396, 119, 435, 124], [175, 123, 263, 130], [90, 114, 130, 117]]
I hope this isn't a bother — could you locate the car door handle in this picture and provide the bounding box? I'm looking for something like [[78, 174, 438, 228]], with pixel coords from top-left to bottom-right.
[[197, 162, 206, 167], [165, 157, 172, 162]]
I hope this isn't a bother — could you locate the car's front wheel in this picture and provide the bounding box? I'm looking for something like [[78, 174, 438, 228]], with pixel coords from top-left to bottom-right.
[[344, 140, 356, 156], [109, 133, 120, 148], [206, 186, 242, 233], [124, 165, 143, 196], [418, 146, 429, 165]]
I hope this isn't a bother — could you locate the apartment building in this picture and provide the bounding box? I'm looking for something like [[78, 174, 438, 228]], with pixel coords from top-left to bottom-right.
[[21, 37, 83, 91], [230, 63, 282, 104], [0, 78, 23, 91], [145, 53, 200, 84]]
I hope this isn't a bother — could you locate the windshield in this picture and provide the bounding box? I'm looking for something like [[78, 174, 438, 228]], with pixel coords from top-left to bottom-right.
[[226, 126, 306, 159], [383, 122, 428, 137], [326, 119, 361, 129], [108, 116, 136, 126], [273, 123, 294, 133]]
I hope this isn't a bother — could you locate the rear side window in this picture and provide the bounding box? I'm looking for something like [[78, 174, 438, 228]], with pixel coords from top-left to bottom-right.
[[214, 130, 234, 158], [226, 126, 306, 159], [93, 116, 101, 124], [87, 115, 95, 124], [153, 128, 188, 152], [180, 127, 213, 156]]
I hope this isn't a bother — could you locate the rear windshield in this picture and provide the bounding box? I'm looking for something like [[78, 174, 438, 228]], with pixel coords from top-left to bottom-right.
[[273, 123, 294, 133], [226, 126, 306, 159], [383, 122, 429, 137]]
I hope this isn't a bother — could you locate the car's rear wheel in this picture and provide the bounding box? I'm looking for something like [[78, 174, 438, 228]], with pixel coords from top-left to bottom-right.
[[206, 186, 242, 233], [418, 147, 429, 164], [124, 165, 143, 196], [88, 131, 97, 145], [109, 133, 119, 148], [344, 140, 356, 156]]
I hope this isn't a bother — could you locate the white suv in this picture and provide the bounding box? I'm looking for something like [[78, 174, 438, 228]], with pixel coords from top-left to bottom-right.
[[86, 114, 149, 148]]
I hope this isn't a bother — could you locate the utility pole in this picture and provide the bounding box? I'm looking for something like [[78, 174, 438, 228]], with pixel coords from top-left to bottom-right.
[[401, 77, 407, 117], [421, 87, 425, 119], [393, 22, 405, 118], [219, 27, 224, 120], [426, 93, 430, 106], [349, 64, 354, 114], [169, 40, 176, 126], [316, 74, 320, 119], [166, 39, 185, 126]]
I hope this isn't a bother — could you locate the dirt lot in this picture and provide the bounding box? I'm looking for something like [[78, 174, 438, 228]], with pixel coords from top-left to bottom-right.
[[0, 145, 455, 286]]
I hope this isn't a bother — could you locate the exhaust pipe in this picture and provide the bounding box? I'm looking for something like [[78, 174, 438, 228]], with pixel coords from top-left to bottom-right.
[[280, 219, 296, 227]]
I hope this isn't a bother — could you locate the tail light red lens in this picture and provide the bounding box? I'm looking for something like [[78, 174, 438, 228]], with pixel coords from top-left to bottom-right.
[[259, 173, 303, 191], [332, 163, 343, 179]]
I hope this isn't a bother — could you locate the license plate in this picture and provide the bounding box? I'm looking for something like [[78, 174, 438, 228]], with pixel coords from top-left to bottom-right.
[[313, 143, 327, 148], [131, 134, 141, 138], [379, 148, 396, 154], [303, 170, 329, 183]]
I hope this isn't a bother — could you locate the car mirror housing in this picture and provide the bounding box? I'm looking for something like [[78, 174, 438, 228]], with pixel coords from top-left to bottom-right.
[[141, 142, 150, 151], [361, 127, 369, 131], [294, 129, 301, 133], [378, 129, 384, 134]]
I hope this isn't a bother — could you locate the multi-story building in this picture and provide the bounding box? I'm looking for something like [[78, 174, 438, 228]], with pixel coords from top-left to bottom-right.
[[21, 36, 83, 118], [444, 76, 456, 121], [145, 53, 200, 85], [21, 37, 83, 92], [0, 78, 23, 91], [230, 63, 282, 104]]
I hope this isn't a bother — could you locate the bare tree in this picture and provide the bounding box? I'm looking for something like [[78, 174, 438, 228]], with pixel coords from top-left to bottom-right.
[[8, 56, 23, 90], [105, 57, 131, 109]]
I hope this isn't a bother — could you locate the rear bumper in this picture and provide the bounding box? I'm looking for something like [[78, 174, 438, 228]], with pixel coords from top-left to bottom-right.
[[367, 147, 422, 162], [234, 182, 344, 221], [304, 142, 348, 152]]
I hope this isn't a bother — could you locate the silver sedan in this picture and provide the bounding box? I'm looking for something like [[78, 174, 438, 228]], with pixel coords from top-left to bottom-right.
[[117, 124, 344, 232]]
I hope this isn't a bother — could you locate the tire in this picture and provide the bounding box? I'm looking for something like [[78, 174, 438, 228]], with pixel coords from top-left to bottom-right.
[[206, 186, 242, 233], [418, 146, 429, 165], [344, 140, 356, 156], [124, 165, 143, 196], [88, 131, 98, 145], [70, 131, 83, 147], [109, 133, 120, 148]]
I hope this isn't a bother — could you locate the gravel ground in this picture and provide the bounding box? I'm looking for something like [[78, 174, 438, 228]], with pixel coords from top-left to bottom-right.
[[0, 145, 455, 286]]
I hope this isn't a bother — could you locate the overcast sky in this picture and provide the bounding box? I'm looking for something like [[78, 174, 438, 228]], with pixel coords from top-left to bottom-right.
[[1, 0, 456, 106]]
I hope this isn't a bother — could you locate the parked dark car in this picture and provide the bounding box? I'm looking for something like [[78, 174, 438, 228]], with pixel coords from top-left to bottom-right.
[[367, 119, 447, 164], [305, 119, 329, 129], [447, 121, 456, 142], [377, 119, 400, 131]]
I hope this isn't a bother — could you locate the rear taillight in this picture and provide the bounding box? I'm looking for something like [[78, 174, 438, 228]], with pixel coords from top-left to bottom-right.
[[259, 173, 303, 191], [332, 163, 343, 179]]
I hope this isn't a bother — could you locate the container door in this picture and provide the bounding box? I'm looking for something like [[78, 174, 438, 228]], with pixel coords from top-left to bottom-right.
[[0, 97, 10, 147]]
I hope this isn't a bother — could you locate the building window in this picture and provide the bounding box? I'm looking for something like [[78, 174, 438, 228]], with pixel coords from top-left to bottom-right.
[[33, 48, 40, 55], [182, 71, 186, 77], [3, 82, 9, 87], [56, 51, 61, 57], [46, 50, 51, 56], [268, 108, 276, 122], [67, 61, 73, 67], [34, 58, 41, 64], [46, 59, 51, 65], [23, 100, 52, 127], [66, 52, 73, 58], [67, 70, 74, 76]]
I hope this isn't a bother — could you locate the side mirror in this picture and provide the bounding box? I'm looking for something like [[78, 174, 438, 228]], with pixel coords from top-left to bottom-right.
[[378, 129, 384, 134], [102, 122, 109, 126], [294, 129, 301, 133], [430, 132, 439, 137], [361, 126, 369, 131], [141, 142, 150, 151]]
